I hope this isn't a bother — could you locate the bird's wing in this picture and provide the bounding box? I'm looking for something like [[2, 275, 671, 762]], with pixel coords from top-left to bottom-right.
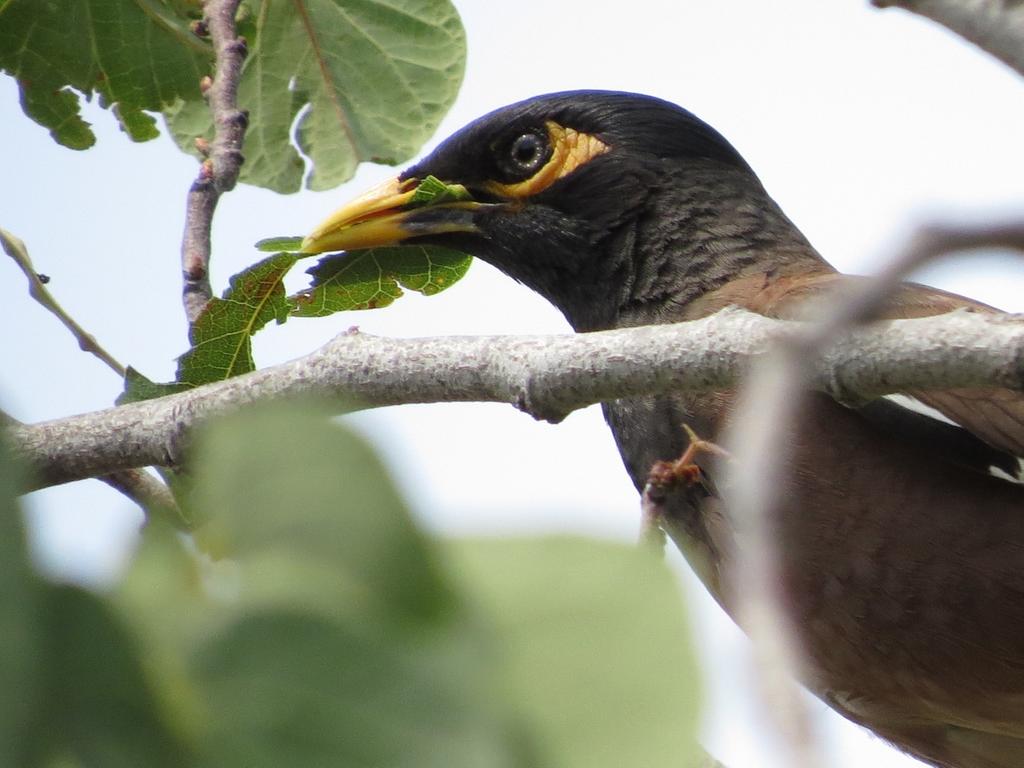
[[705, 270, 1024, 464], [688, 270, 1024, 473], [853, 714, 1024, 768], [875, 280, 1024, 459]]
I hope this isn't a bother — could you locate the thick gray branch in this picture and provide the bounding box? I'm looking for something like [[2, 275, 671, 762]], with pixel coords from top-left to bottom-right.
[[873, 0, 1024, 77], [8, 308, 1024, 490]]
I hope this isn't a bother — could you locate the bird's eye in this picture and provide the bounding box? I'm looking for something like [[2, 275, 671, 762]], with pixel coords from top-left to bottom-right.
[[510, 133, 545, 167], [495, 129, 552, 180]]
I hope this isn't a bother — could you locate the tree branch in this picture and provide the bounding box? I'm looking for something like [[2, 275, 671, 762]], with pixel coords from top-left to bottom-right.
[[1, 229, 184, 518], [180, 0, 247, 324], [3, 405, 180, 520], [96, 469, 180, 521], [872, 0, 1024, 77], [7, 308, 1024, 490], [1, 227, 125, 377]]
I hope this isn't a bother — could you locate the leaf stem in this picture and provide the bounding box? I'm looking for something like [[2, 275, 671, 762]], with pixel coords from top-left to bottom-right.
[[1, 227, 125, 377]]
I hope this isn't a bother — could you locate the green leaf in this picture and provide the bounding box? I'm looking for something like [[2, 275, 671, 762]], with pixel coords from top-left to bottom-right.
[[117, 253, 300, 401], [176, 251, 299, 386], [451, 537, 704, 768], [0, 0, 210, 148], [31, 584, 192, 768], [184, 402, 513, 767], [193, 609, 512, 768], [191, 402, 456, 624], [0, 433, 41, 767], [166, 0, 467, 192], [254, 235, 304, 253], [117, 367, 191, 405], [109, 402, 709, 767], [409, 175, 471, 206], [291, 245, 471, 318]]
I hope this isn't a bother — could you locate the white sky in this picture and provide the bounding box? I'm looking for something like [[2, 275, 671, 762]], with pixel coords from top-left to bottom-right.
[[3, 2, 1024, 766]]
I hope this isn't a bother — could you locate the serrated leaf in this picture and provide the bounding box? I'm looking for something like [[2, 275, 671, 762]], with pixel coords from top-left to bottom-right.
[[0, 0, 210, 148], [290, 245, 471, 318], [409, 175, 471, 206], [117, 252, 300, 402], [176, 252, 299, 386], [166, 0, 466, 193], [450, 537, 703, 768]]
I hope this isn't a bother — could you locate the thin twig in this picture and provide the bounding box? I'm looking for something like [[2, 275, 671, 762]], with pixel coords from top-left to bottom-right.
[[97, 468, 180, 521], [1, 227, 126, 377], [873, 0, 1024, 78], [720, 220, 1024, 768], [0, 228, 181, 518], [180, 0, 247, 324]]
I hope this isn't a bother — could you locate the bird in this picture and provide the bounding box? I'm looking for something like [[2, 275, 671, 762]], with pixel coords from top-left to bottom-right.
[[300, 91, 1024, 768]]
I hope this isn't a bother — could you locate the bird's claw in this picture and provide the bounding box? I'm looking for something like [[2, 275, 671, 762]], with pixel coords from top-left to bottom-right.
[[646, 424, 729, 492]]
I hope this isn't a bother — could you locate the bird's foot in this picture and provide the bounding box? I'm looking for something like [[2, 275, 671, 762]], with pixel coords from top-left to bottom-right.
[[647, 424, 729, 491], [639, 425, 729, 553]]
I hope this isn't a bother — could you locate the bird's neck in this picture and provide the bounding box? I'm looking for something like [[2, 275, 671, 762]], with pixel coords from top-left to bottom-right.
[[577, 165, 829, 331]]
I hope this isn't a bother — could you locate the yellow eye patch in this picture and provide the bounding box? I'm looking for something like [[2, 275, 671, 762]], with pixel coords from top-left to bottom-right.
[[487, 121, 609, 199]]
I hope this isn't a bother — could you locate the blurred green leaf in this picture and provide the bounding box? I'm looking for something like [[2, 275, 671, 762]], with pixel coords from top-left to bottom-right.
[[115, 519, 213, 652], [31, 585, 192, 768], [16, 400, 709, 767], [192, 609, 513, 768], [0, 433, 40, 767], [291, 245, 471, 317], [451, 537, 704, 768], [167, 0, 467, 192], [184, 402, 514, 767], [191, 402, 456, 624], [0, 0, 210, 147]]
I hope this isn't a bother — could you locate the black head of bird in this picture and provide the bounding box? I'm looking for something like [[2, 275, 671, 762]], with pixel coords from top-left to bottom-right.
[[304, 91, 1024, 768], [303, 90, 818, 332]]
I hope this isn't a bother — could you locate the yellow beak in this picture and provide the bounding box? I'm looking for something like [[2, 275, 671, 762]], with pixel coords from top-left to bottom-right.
[[301, 177, 422, 255], [301, 175, 493, 255]]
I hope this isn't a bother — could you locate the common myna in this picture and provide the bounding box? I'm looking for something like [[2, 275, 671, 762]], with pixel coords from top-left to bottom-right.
[[302, 91, 1024, 768]]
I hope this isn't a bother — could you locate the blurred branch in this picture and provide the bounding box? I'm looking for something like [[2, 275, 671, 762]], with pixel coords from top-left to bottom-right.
[[872, 0, 1024, 77], [180, 0, 247, 324], [1, 227, 125, 377], [720, 220, 1024, 768], [96, 468, 180, 520], [7, 299, 1024, 489]]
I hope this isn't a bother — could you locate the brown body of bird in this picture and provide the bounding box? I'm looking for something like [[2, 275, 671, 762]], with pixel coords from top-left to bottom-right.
[[302, 91, 1024, 768]]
